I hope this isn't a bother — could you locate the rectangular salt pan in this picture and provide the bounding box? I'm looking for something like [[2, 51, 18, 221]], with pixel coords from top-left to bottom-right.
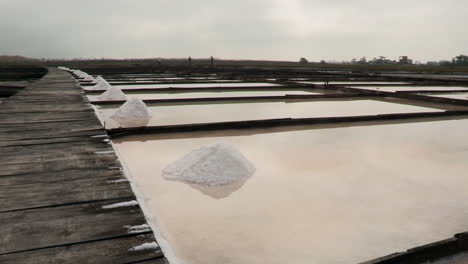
[[97, 100, 442, 128], [88, 90, 321, 101], [113, 83, 281, 90], [113, 119, 468, 264]]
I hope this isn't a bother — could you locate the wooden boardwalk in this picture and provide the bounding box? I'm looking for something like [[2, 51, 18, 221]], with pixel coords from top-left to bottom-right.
[[0, 68, 167, 264]]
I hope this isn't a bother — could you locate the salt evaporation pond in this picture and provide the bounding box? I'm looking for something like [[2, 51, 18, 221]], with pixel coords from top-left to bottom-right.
[[352, 86, 468, 92], [88, 90, 321, 101], [112, 82, 279, 90], [97, 100, 441, 128], [114, 119, 468, 264]]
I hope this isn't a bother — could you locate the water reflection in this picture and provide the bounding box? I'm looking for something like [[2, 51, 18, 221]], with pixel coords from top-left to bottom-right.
[[187, 177, 250, 199]]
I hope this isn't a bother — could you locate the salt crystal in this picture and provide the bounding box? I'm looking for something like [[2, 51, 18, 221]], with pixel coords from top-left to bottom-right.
[[96, 87, 127, 101], [129, 242, 159, 252], [110, 98, 152, 127], [162, 141, 255, 186]]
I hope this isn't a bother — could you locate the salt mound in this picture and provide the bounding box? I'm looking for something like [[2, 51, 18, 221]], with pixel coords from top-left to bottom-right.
[[110, 98, 152, 127], [162, 142, 256, 186], [83, 75, 95, 82], [93, 75, 105, 83], [89, 79, 112, 90], [96, 87, 127, 101]]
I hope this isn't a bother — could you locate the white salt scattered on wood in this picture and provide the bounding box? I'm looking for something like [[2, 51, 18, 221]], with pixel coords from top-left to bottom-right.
[[110, 98, 152, 127], [162, 141, 255, 186], [129, 242, 159, 252], [96, 87, 127, 101], [102, 200, 138, 209], [126, 224, 151, 234]]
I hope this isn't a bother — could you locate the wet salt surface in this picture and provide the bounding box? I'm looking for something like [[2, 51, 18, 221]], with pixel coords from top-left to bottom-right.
[[88, 90, 321, 101], [352, 86, 468, 92], [113, 82, 280, 90], [114, 119, 468, 264], [97, 100, 441, 128]]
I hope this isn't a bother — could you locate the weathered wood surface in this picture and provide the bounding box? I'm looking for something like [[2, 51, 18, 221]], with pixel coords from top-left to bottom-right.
[[0, 68, 167, 263]]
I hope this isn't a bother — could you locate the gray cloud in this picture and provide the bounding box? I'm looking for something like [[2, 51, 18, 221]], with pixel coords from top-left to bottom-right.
[[0, 0, 466, 62]]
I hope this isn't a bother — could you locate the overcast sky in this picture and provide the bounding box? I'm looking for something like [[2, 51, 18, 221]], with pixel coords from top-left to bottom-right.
[[1, 0, 466, 62]]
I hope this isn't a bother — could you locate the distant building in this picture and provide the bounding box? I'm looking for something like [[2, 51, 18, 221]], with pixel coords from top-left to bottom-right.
[[399, 56, 413, 65]]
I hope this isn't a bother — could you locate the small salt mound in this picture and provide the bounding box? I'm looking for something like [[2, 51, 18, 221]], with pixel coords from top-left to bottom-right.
[[96, 87, 127, 101], [83, 75, 95, 82], [162, 142, 256, 186], [93, 75, 105, 83], [89, 79, 112, 90], [110, 98, 152, 127]]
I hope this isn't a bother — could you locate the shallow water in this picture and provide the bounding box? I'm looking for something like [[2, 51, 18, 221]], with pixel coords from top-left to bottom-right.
[[352, 86, 468, 92], [88, 90, 321, 101], [114, 119, 468, 264], [97, 100, 441, 128]]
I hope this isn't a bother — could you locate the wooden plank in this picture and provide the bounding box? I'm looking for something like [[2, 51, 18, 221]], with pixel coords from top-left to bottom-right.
[[0, 168, 124, 186], [0, 156, 120, 176], [0, 234, 164, 264], [0, 135, 109, 148], [0, 199, 151, 254], [0, 176, 135, 212]]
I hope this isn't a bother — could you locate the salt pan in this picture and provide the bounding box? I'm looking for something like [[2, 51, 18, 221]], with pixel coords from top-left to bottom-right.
[[162, 141, 255, 186], [110, 98, 152, 127], [96, 87, 127, 101]]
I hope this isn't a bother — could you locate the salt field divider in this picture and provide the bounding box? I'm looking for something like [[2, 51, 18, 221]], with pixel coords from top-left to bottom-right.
[[107, 110, 468, 139], [361, 232, 468, 264], [90, 94, 375, 105], [84, 85, 310, 93]]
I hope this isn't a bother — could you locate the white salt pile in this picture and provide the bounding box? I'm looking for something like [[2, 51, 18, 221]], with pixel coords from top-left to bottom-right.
[[162, 142, 256, 186], [96, 87, 127, 101], [93, 75, 105, 83], [83, 74, 95, 82], [89, 78, 112, 91], [110, 98, 152, 127]]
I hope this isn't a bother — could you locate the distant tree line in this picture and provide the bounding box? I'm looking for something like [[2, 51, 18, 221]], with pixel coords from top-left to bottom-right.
[[300, 54, 468, 67]]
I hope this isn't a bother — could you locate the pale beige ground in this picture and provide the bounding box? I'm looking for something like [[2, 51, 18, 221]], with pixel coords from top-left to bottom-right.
[[114, 119, 468, 264]]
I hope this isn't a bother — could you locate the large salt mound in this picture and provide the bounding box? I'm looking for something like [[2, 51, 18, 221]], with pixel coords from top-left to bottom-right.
[[89, 79, 112, 90], [110, 98, 152, 127], [96, 87, 127, 101], [162, 142, 256, 186]]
